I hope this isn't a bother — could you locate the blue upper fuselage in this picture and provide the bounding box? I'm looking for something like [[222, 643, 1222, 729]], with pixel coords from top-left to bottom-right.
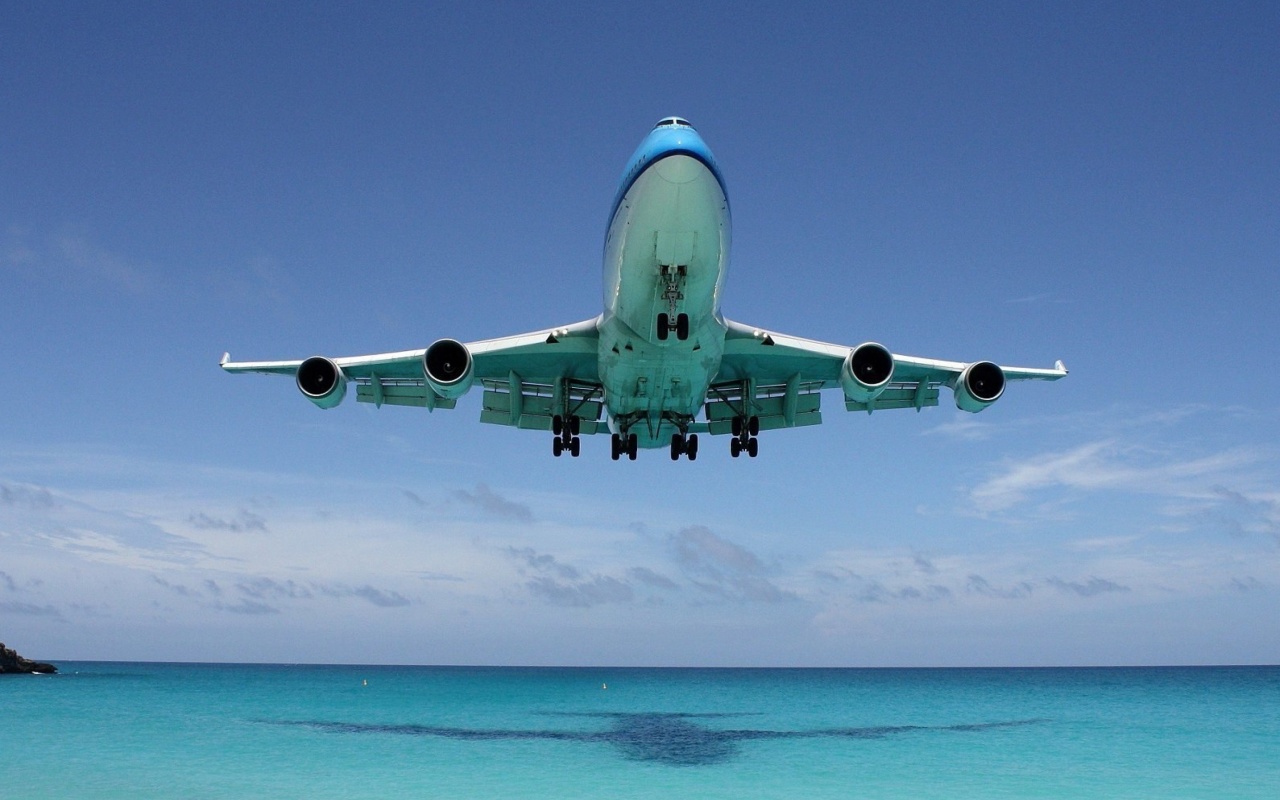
[[607, 117, 729, 232]]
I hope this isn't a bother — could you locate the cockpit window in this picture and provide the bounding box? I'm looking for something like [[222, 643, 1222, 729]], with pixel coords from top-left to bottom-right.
[[654, 117, 693, 129]]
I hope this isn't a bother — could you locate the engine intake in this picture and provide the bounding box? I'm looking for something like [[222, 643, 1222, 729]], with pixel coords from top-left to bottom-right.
[[954, 361, 1005, 412], [296, 356, 347, 409], [840, 342, 894, 402], [423, 338, 474, 399]]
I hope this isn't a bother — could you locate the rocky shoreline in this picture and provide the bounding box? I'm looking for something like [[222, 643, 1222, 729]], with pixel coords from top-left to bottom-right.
[[0, 642, 57, 674]]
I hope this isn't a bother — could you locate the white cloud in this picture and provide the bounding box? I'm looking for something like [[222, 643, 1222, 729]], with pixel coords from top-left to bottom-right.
[[969, 440, 1264, 514]]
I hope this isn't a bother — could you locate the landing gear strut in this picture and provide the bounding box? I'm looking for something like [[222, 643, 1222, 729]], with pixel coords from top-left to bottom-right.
[[656, 265, 689, 341], [552, 415, 582, 458], [730, 415, 759, 458]]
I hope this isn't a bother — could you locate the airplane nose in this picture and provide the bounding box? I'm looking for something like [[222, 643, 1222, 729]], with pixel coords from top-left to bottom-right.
[[654, 154, 704, 184]]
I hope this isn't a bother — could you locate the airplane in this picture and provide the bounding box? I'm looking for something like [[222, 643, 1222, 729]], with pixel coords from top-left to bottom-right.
[[222, 117, 1067, 461]]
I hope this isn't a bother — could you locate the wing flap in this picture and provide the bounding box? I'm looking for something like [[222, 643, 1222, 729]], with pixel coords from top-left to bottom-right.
[[355, 381, 458, 410], [479, 378, 605, 433], [845, 385, 940, 413]]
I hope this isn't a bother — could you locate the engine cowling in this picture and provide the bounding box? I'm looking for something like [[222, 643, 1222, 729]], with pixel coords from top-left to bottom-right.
[[296, 356, 347, 409], [423, 338, 474, 399], [954, 361, 1005, 412], [840, 342, 895, 402]]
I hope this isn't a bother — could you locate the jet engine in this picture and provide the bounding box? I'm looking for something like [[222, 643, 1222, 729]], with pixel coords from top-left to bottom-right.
[[423, 338, 474, 399], [296, 356, 347, 409], [840, 342, 895, 402], [954, 361, 1005, 412]]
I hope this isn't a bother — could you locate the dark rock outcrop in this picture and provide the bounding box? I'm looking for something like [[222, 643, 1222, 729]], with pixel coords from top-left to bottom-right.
[[0, 642, 57, 674]]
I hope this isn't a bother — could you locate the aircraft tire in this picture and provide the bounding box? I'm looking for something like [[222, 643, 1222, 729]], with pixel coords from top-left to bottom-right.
[[627, 433, 638, 460], [657, 313, 669, 341], [552, 415, 563, 436], [748, 415, 760, 436], [747, 438, 759, 458], [570, 437, 581, 457], [732, 416, 743, 437], [570, 416, 581, 436], [687, 434, 698, 460], [553, 438, 563, 457], [731, 438, 741, 458], [676, 313, 689, 341]]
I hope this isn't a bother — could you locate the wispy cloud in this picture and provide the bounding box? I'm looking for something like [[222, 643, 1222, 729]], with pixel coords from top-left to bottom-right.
[[1, 480, 204, 562], [1046, 576, 1130, 597], [0, 601, 64, 619], [527, 575, 633, 607], [505, 546, 634, 608], [0, 570, 15, 592], [628, 566, 679, 590], [969, 440, 1264, 514], [188, 510, 267, 533], [2, 227, 153, 293], [454, 484, 534, 522], [670, 526, 795, 603]]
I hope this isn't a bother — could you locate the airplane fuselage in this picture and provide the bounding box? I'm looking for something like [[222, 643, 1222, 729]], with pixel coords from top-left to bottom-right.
[[598, 120, 732, 447]]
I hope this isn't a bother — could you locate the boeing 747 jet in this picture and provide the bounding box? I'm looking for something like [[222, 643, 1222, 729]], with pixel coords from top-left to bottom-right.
[[222, 117, 1066, 460]]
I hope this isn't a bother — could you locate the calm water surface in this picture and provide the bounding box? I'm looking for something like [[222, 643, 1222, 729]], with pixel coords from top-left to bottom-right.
[[4, 664, 1278, 798]]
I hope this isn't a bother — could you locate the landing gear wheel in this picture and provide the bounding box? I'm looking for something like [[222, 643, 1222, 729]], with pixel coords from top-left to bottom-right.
[[747, 438, 759, 458], [570, 416, 581, 436], [732, 416, 743, 437], [730, 438, 742, 458], [670, 433, 684, 461], [570, 437, 581, 458], [687, 434, 698, 461], [627, 433, 638, 460], [676, 313, 689, 341], [552, 415, 563, 436], [610, 434, 621, 461], [657, 313, 669, 341], [553, 438, 563, 457], [748, 415, 760, 437]]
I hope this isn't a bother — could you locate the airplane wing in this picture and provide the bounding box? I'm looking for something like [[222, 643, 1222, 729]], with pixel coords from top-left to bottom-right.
[[705, 318, 1066, 435], [220, 316, 607, 434]]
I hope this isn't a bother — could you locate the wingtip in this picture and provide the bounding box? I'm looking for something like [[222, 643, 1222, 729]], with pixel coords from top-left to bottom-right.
[[1054, 359, 1068, 374], [220, 352, 230, 367]]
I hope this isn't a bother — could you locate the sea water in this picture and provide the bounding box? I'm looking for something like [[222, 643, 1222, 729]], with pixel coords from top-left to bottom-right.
[[3, 664, 1278, 798]]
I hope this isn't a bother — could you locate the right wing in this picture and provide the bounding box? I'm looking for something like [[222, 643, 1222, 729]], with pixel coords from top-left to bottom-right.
[[705, 317, 1066, 434], [221, 316, 606, 433]]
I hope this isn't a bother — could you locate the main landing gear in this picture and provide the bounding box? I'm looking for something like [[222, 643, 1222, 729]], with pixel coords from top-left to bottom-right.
[[552, 415, 581, 458], [669, 432, 699, 461], [730, 415, 759, 458], [610, 432, 639, 461]]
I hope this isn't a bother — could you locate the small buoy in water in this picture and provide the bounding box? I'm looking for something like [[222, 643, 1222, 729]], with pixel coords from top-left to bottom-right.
[[602, 683, 607, 690], [363, 679, 368, 686]]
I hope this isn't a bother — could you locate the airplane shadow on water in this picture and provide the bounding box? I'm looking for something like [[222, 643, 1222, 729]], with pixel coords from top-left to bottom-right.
[[269, 712, 1046, 767]]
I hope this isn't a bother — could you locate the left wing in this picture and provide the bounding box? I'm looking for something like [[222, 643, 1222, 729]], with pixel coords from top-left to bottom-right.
[[705, 318, 1066, 434], [221, 316, 606, 433]]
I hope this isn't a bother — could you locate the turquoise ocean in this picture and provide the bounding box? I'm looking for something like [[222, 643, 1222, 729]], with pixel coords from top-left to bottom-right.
[[4, 663, 1278, 798]]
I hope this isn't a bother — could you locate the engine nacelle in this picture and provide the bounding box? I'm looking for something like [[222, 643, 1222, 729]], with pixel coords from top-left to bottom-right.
[[296, 356, 347, 409], [423, 338, 474, 399], [840, 342, 895, 402], [954, 361, 1005, 412]]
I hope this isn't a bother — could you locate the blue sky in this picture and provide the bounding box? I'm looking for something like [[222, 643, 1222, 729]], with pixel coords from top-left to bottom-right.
[[2, 1, 1278, 666]]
